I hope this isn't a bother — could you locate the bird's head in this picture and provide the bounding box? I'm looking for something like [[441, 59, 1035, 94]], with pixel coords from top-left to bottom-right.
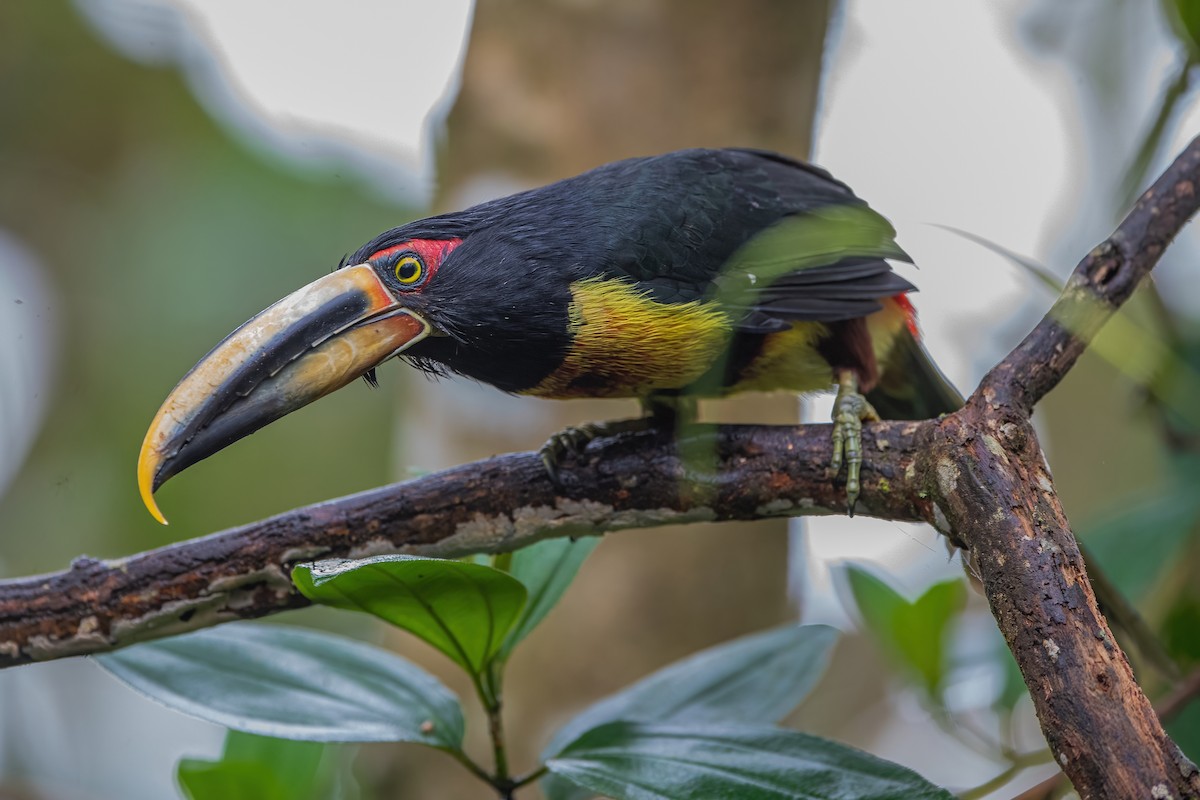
[[137, 229, 484, 525]]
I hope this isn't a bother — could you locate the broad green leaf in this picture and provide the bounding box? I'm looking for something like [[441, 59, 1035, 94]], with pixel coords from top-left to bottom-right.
[[546, 722, 953, 800], [178, 731, 338, 800], [546, 624, 837, 757], [542, 625, 837, 800], [501, 537, 599, 658], [293, 555, 527, 675], [97, 623, 464, 747], [842, 565, 965, 699]]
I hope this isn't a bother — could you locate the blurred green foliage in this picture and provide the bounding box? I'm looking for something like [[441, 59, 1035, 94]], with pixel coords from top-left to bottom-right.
[[0, 1, 415, 570], [1163, 0, 1200, 58], [841, 565, 965, 702], [107, 551, 947, 800], [178, 732, 347, 800]]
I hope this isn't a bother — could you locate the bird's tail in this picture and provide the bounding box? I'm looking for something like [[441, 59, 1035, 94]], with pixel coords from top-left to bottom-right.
[[867, 327, 963, 420]]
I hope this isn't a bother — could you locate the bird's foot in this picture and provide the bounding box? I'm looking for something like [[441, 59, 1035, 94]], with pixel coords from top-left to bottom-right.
[[539, 417, 653, 486], [830, 372, 879, 516]]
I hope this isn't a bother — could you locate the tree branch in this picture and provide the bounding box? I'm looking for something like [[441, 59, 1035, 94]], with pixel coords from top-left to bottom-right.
[[983, 136, 1200, 413], [919, 138, 1200, 798], [2, 139, 1200, 798], [0, 422, 928, 665]]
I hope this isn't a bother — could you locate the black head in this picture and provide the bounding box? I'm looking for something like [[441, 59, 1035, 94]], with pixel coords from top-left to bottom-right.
[[345, 204, 580, 392]]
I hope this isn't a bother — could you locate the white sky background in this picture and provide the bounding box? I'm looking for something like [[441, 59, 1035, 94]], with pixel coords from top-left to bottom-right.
[[77, 0, 475, 201], [5, 1, 1195, 797]]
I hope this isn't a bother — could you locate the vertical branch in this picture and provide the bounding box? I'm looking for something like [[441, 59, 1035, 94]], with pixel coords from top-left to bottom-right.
[[924, 407, 1198, 798], [921, 138, 1200, 798]]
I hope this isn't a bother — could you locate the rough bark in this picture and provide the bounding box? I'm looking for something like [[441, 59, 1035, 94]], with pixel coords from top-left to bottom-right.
[[916, 139, 1200, 798], [0, 422, 924, 664]]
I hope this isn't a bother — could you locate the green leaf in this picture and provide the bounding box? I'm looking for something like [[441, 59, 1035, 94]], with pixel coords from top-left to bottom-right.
[[178, 732, 334, 800], [546, 624, 837, 757], [501, 537, 599, 658], [1081, 484, 1200, 600], [842, 565, 965, 699], [96, 623, 464, 747], [293, 554, 527, 675], [546, 722, 953, 800], [542, 625, 837, 800], [1164, 0, 1200, 58], [178, 759, 292, 800]]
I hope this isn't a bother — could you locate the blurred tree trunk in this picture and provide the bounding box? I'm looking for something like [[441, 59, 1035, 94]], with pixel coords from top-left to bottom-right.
[[438, 0, 831, 184], [380, 1, 834, 794]]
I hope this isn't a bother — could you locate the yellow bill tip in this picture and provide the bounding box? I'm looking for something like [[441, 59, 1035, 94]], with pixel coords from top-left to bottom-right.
[[137, 437, 169, 526], [132, 266, 431, 525]]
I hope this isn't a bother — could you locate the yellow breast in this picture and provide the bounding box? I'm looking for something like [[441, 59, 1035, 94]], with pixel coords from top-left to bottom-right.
[[524, 278, 910, 400], [728, 298, 909, 395], [724, 321, 833, 394], [525, 277, 732, 399]]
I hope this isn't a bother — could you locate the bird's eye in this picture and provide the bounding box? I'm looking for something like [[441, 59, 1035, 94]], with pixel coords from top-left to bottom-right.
[[393, 254, 425, 286]]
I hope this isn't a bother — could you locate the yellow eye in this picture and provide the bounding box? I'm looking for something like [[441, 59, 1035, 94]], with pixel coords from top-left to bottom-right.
[[394, 254, 424, 285]]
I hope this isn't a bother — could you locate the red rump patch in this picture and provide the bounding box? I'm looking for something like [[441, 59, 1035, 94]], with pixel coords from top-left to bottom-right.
[[369, 238, 463, 288], [892, 292, 920, 337]]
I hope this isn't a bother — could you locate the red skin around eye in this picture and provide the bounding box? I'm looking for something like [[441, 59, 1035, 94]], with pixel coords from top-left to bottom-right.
[[368, 238, 463, 290]]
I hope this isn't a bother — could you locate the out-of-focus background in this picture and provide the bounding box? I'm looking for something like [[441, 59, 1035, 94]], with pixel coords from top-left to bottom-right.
[[1, 1, 1198, 798]]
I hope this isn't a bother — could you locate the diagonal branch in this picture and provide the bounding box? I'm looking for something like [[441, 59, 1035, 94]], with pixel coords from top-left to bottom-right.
[[984, 137, 1200, 411], [921, 137, 1200, 798], [1, 138, 1200, 799]]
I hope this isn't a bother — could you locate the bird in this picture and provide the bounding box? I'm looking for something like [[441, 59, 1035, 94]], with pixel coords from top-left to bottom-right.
[[137, 148, 961, 524]]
